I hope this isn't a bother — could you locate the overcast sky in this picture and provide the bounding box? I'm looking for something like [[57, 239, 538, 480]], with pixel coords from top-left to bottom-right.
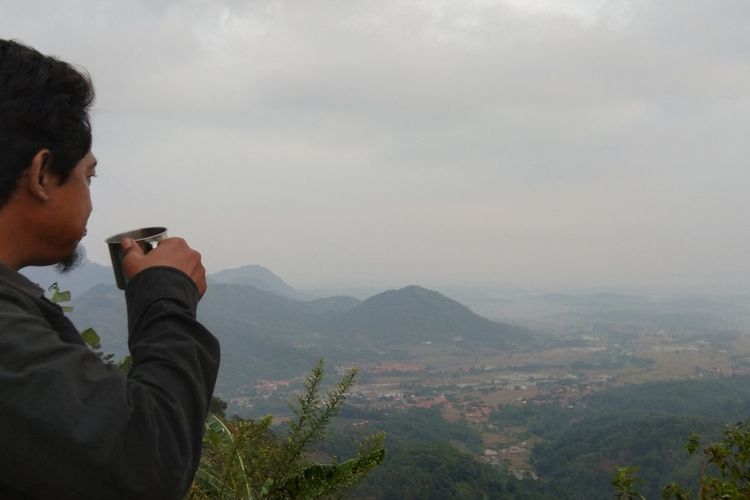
[[2, 0, 749, 291]]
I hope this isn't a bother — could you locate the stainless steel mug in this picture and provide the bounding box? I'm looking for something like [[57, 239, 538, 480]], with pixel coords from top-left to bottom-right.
[[106, 226, 167, 290]]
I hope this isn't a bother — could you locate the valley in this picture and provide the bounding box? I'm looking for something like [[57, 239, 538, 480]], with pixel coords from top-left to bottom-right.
[[234, 325, 750, 479], [26, 261, 750, 497]]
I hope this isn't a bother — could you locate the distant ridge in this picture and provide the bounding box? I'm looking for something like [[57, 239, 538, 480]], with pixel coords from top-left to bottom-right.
[[68, 283, 128, 357], [20, 259, 114, 297], [68, 280, 532, 392], [336, 285, 530, 348], [207, 265, 305, 300]]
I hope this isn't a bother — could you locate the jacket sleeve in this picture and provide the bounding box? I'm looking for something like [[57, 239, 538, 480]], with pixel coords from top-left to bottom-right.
[[0, 267, 220, 499]]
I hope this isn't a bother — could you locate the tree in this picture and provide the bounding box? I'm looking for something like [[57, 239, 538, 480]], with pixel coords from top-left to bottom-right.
[[611, 466, 645, 500], [662, 422, 750, 499], [615, 420, 750, 500], [191, 359, 384, 499]]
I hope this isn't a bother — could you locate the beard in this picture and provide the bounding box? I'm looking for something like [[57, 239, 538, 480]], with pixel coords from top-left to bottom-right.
[[55, 245, 86, 274]]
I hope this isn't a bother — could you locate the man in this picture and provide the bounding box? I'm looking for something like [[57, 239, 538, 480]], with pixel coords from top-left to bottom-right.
[[0, 39, 220, 498]]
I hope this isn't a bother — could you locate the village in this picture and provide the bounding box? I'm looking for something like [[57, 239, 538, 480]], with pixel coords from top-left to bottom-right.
[[226, 327, 750, 478]]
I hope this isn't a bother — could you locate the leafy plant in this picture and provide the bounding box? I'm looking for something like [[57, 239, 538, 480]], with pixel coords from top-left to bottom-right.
[[612, 466, 645, 500], [662, 422, 750, 499], [50, 283, 127, 366], [191, 359, 384, 499], [54, 285, 383, 497], [615, 421, 750, 499], [48, 282, 73, 312]]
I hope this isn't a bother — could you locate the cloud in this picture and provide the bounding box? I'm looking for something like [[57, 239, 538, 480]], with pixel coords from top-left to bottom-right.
[[2, 0, 749, 289]]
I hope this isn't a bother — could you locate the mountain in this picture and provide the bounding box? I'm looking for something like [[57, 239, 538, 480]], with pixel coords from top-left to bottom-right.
[[67, 281, 532, 395], [306, 295, 362, 314], [21, 259, 115, 297], [67, 284, 128, 357], [21, 260, 304, 301], [207, 265, 305, 299], [335, 285, 529, 348]]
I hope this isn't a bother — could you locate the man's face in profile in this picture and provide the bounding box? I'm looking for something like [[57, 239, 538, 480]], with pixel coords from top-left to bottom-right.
[[45, 152, 97, 272]]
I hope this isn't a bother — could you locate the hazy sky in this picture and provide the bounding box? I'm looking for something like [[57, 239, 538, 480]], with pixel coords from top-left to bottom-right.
[[2, 0, 749, 291]]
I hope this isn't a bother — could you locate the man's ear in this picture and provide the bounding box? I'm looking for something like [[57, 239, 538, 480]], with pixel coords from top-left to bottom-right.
[[25, 149, 52, 202]]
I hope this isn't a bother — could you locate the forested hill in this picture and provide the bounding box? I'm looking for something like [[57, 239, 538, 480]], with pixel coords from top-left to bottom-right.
[[334, 285, 529, 348], [525, 376, 750, 499], [21, 259, 114, 297], [69, 282, 534, 394], [207, 264, 307, 300], [21, 260, 303, 299], [322, 376, 750, 499]]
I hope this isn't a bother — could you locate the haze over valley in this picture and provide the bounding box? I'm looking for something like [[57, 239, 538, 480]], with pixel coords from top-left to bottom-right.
[[23, 259, 750, 496]]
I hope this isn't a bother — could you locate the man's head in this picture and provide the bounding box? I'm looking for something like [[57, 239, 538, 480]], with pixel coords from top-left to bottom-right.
[[0, 39, 96, 270], [0, 39, 94, 206]]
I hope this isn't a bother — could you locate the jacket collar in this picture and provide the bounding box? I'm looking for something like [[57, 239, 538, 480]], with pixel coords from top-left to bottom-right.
[[0, 262, 45, 298]]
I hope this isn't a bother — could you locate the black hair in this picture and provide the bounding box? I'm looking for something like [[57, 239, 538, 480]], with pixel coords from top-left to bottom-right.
[[0, 39, 94, 207]]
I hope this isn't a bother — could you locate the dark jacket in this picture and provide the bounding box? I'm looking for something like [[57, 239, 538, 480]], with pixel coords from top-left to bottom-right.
[[0, 265, 220, 499]]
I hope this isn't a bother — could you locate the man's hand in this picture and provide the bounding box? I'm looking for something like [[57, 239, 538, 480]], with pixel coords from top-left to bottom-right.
[[121, 237, 207, 297]]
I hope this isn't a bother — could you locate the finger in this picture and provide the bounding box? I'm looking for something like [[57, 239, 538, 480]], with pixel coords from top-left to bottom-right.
[[196, 279, 207, 298], [121, 237, 145, 258]]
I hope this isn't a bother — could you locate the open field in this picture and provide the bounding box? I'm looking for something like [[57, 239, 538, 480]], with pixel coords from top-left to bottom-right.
[[334, 328, 750, 473]]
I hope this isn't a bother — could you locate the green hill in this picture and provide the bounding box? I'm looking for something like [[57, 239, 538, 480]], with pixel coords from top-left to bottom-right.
[[516, 376, 750, 499], [207, 265, 306, 300], [336, 285, 530, 348], [21, 259, 115, 297], [69, 282, 532, 394]]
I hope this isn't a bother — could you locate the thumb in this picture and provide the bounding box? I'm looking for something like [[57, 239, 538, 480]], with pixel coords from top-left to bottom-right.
[[121, 237, 144, 258]]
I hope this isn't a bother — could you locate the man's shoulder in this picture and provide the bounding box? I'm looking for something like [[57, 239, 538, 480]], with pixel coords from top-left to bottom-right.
[[0, 282, 46, 322], [0, 273, 85, 348], [0, 263, 45, 301], [0, 268, 49, 319]]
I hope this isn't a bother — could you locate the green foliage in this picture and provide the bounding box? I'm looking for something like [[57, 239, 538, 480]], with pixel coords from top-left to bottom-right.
[[318, 406, 546, 499], [59, 286, 381, 497], [351, 442, 547, 499], [321, 405, 485, 462], [78, 324, 130, 368], [80, 327, 101, 349], [660, 421, 750, 499], [191, 359, 384, 499], [533, 415, 708, 498], [517, 377, 750, 498], [283, 436, 385, 499], [192, 414, 259, 499], [48, 282, 73, 312], [491, 401, 578, 441], [53, 283, 128, 367], [210, 396, 228, 418], [612, 466, 645, 500], [584, 377, 750, 421]]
